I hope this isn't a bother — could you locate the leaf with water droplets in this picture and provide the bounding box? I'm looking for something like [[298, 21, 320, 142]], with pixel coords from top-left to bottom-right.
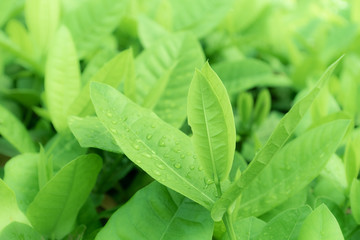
[[68, 116, 122, 154], [188, 62, 236, 185], [90, 82, 217, 209], [211, 56, 344, 221]]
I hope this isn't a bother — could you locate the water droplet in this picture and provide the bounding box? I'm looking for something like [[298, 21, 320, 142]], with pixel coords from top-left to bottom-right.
[[110, 128, 117, 133], [146, 134, 152, 140], [193, 155, 197, 159], [158, 139, 166, 147], [153, 170, 161, 176], [189, 165, 195, 170], [106, 112, 113, 117], [123, 116, 128, 121], [206, 179, 214, 185], [151, 123, 156, 128], [174, 163, 181, 169], [132, 143, 140, 150], [135, 160, 141, 164], [156, 163, 165, 170], [180, 154, 185, 159], [198, 166, 204, 171], [142, 153, 151, 158]]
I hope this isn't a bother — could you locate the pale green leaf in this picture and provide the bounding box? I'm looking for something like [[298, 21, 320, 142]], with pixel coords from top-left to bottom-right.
[[135, 32, 204, 128], [26, 154, 102, 239], [0, 105, 36, 153], [0, 31, 42, 74], [64, 0, 129, 58], [211, 56, 343, 221], [5, 20, 35, 61], [255, 206, 312, 240], [0, 179, 30, 231], [45, 25, 81, 132], [298, 204, 344, 240], [0, 0, 22, 28], [0, 222, 42, 240], [235, 120, 349, 218], [222, 217, 266, 240], [350, 179, 360, 224], [344, 129, 360, 186], [68, 49, 134, 117], [81, 48, 117, 86], [68, 116, 122, 153], [168, 0, 233, 37], [4, 153, 39, 212], [138, 15, 169, 48], [96, 182, 213, 240], [188, 62, 236, 184], [90, 82, 217, 209], [25, 0, 60, 55], [213, 59, 291, 97]]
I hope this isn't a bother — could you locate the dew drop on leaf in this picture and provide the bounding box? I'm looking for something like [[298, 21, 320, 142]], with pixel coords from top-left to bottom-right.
[[153, 170, 161, 176], [156, 163, 165, 170], [132, 143, 140, 150], [174, 163, 181, 169], [158, 139, 166, 147], [106, 112, 113, 117], [146, 134, 152, 140]]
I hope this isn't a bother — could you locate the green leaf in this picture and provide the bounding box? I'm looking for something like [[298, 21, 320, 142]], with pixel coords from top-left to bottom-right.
[[213, 59, 291, 98], [253, 88, 271, 127], [236, 120, 350, 218], [255, 206, 312, 240], [222, 217, 266, 240], [68, 49, 135, 117], [211, 56, 343, 221], [168, 0, 233, 37], [138, 15, 169, 48], [25, 0, 60, 55], [0, 105, 36, 153], [0, 222, 41, 240], [0, 179, 30, 231], [350, 179, 360, 224], [45, 25, 81, 132], [64, 0, 129, 58], [81, 48, 117, 86], [90, 82, 217, 209], [26, 154, 102, 239], [4, 153, 39, 212], [298, 204, 344, 240], [135, 32, 204, 128], [0, 31, 42, 73], [44, 131, 87, 171], [187, 62, 236, 184], [5, 20, 35, 61], [96, 181, 213, 240], [68, 116, 122, 153], [0, 0, 22, 28], [344, 129, 360, 186]]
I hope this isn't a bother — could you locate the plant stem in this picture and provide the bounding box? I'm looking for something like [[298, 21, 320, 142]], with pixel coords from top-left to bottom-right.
[[214, 182, 236, 240], [223, 212, 237, 240]]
